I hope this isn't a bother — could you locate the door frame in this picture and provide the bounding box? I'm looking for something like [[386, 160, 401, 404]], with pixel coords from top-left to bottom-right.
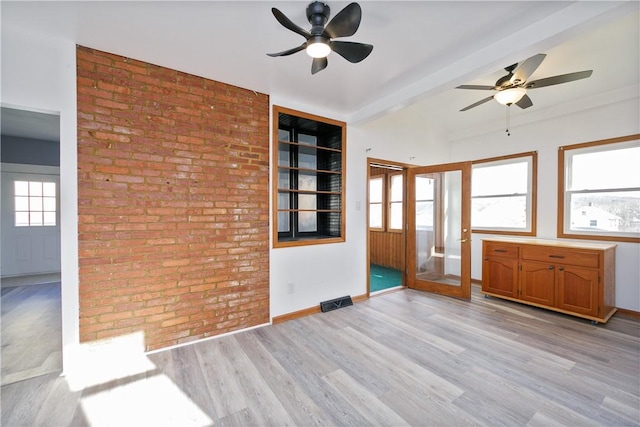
[[406, 161, 472, 300], [0, 107, 62, 383], [366, 158, 414, 295]]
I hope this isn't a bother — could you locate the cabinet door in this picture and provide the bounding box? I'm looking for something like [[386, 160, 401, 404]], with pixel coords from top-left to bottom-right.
[[482, 257, 518, 297], [556, 266, 599, 316], [520, 261, 555, 307]]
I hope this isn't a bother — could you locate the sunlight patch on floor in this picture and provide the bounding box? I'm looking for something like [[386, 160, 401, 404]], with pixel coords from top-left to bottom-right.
[[80, 374, 213, 426], [65, 332, 213, 425]]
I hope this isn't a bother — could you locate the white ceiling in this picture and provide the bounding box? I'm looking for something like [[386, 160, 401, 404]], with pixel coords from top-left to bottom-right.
[[1, 1, 638, 141]]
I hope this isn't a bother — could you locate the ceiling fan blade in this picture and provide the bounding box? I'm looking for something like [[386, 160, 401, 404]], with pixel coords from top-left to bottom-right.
[[330, 41, 373, 63], [267, 43, 306, 57], [460, 95, 494, 112], [515, 94, 533, 109], [511, 53, 546, 85], [324, 2, 362, 39], [311, 57, 328, 75], [456, 84, 495, 90], [526, 70, 593, 89], [271, 7, 311, 39]]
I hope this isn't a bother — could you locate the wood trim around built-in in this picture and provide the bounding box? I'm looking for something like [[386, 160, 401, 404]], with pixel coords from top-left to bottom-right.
[[557, 134, 640, 243], [272, 105, 347, 248], [271, 293, 368, 324]]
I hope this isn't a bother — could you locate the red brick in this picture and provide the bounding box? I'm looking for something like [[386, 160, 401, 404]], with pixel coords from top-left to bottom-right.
[[77, 45, 269, 351]]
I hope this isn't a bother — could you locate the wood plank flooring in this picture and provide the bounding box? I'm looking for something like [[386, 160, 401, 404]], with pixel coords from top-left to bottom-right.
[[2, 287, 639, 426], [1, 273, 61, 288], [1, 282, 62, 386]]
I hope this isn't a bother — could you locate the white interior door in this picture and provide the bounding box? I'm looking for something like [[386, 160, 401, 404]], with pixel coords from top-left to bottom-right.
[[1, 166, 61, 277]]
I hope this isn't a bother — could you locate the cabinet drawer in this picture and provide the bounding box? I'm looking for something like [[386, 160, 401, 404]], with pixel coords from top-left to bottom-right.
[[521, 246, 599, 268], [484, 242, 518, 258]]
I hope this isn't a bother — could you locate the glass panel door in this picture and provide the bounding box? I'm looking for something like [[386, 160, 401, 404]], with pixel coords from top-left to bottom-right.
[[407, 162, 471, 299]]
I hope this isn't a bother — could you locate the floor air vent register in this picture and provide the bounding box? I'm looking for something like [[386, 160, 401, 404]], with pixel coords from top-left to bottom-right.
[[320, 295, 353, 313]]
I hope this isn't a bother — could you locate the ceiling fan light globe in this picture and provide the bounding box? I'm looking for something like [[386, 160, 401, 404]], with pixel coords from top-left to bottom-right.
[[306, 37, 331, 58], [495, 87, 527, 105]]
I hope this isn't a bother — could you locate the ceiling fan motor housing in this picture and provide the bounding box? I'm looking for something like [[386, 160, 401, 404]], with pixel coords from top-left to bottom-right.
[[267, 2, 373, 74], [307, 2, 330, 35], [495, 63, 519, 88]]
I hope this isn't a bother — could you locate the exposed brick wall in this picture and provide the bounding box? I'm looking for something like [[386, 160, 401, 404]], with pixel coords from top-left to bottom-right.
[[76, 46, 270, 351]]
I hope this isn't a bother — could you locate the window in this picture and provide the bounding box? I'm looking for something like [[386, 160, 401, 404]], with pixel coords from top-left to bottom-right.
[[471, 152, 537, 235], [558, 134, 640, 243], [369, 177, 384, 230], [415, 175, 435, 229], [368, 167, 404, 232], [14, 180, 56, 227], [389, 173, 403, 231], [273, 106, 345, 247]]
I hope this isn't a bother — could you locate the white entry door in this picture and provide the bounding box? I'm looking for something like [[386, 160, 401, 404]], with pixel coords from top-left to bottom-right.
[[1, 166, 61, 277]]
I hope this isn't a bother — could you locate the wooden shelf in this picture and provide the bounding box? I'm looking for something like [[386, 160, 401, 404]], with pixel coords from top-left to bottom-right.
[[277, 188, 341, 195], [276, 209, 341, 214], [277, 139, 342, 153], [277, 166, 341, 175]]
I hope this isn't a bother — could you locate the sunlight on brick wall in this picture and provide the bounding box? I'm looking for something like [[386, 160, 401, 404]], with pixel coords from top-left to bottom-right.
[[76, 46, 270, 351]]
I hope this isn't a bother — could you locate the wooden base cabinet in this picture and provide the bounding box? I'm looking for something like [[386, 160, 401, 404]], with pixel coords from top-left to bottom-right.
[[482, 242, 518, 298], [482, 238, 616, 323], [556, 265, 599, 317], [520, 261, 556, 307]]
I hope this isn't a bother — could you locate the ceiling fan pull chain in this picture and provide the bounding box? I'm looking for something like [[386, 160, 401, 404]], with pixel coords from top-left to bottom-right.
[[505, 105, 511, 136]]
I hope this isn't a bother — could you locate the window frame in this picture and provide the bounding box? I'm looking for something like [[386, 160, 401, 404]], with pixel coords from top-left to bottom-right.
[[272, 105, 346, 248], [368, 175, 385, 231], [14, 180, 57, 227], [368, 166, 405, 233], [471, 151, 537, 236], [387, 171, 404, 233], [557, 134, 640, 243]]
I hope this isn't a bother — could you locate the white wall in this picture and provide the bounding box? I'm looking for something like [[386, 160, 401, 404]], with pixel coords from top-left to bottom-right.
[[268, 96, 457, 317], [269, 97, 370, 317], [1, 28, 79, 370], [449, 95, 640, 311]]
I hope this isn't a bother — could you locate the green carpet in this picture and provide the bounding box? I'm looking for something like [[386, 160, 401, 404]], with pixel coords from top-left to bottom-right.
[[370, 264, 402, 292]]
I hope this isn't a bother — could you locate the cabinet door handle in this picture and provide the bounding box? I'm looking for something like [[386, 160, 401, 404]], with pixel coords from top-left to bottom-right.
[[559, 266, 564, 271], [548, 265, 554, 270], [549, 255, 565, 259]]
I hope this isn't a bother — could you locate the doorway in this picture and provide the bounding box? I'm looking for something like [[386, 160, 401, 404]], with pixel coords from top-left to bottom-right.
[[406, 161, 472, 299], [367, 159, 408, 294], [0, 107, 62, 385]]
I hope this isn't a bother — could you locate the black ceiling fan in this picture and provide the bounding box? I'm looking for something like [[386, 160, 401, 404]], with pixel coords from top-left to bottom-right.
[[457, 53, 593, 111], [267, 2, 373, 75]]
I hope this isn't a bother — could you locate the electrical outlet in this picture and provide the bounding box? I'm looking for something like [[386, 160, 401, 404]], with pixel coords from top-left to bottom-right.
[[287, 282, 295, 294]]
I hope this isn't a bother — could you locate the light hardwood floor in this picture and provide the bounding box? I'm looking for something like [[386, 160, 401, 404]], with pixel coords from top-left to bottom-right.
[[2, 287, 639, 426], [1, 282, 62, 386], [1, 273, 62, 288]]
